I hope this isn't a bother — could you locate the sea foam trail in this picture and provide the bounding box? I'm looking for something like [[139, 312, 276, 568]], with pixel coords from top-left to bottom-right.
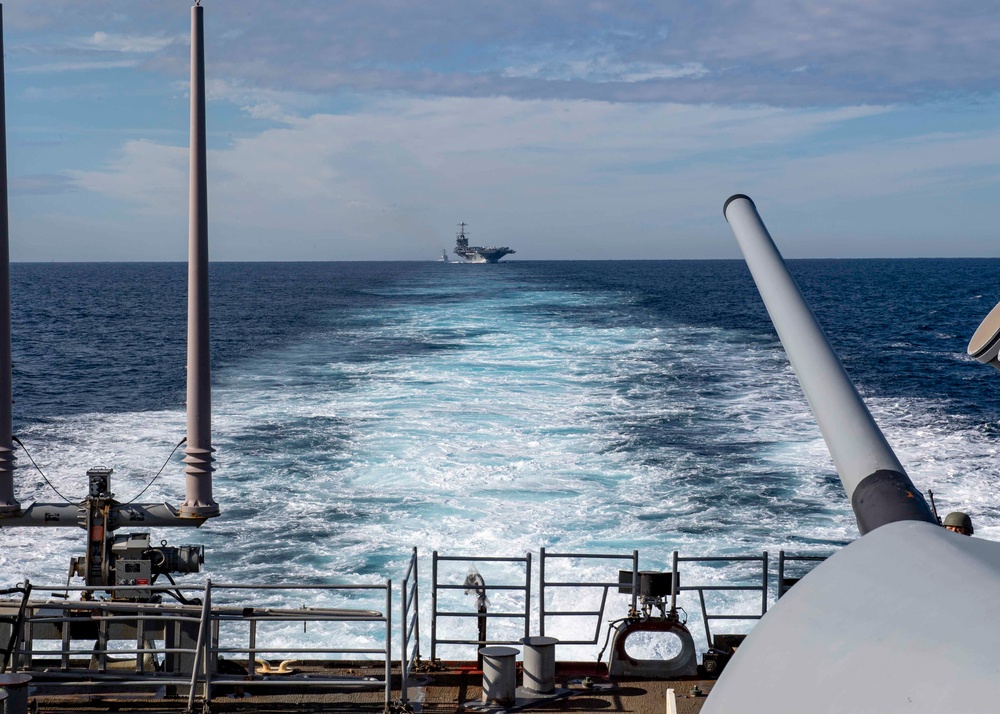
[[2, 261, 998, 659]]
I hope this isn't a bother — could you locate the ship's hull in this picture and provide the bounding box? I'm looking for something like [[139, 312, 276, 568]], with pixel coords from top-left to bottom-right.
[[455, 247, 514, 263]]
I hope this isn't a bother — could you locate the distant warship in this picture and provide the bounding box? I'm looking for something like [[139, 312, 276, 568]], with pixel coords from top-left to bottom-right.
[[453, 222, 515, 263]]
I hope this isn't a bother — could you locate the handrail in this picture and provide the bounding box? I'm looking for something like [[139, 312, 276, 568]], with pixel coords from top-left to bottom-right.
[[0, 580, 30, 673], [430, 551, 531, 661], [2, 578, 394, 709], [0, 545, 841, 708], [187, 580, 211, 711], [201, 581, 393, 709], [776, 550, 830, 598], [400, 547, 420, 704], [539, 549, 639, 645], [675, 552, 769, 648]]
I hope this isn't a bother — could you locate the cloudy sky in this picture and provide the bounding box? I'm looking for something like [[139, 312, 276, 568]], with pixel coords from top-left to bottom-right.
[[2, 1, 1000, 260]]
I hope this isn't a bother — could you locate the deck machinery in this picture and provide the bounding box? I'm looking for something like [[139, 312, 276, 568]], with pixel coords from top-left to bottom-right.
[[0, 4, 223, 696], [0, 0, 219, 616], [0, 4, 218, 602]]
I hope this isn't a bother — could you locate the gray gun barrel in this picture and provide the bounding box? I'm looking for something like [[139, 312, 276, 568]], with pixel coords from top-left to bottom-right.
[[723, 195, 935, 534]]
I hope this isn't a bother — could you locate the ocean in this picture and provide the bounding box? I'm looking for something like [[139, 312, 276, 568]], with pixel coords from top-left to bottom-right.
[[2, 259, 999, 659]]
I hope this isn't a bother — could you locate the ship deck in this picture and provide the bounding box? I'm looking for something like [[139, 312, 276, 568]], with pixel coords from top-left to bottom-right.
[[23, 661, 715, 713], [1, 547, 818, 712]]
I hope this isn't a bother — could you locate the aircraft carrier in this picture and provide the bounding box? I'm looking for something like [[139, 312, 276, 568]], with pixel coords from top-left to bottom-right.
[[453, 223, 515, 263]]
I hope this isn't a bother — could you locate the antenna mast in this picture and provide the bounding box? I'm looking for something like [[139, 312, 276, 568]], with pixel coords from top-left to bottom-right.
[[181, 2, 219, 518], [0, 6, 15, 517]]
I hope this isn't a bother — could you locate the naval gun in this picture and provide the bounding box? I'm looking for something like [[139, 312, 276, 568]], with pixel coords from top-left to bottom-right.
[[700, 195, 1000, 713], [0, 4, 219, 600]]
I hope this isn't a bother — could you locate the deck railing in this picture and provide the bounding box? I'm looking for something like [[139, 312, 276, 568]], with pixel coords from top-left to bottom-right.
[[430, 551, 531, 661], [675, 552, 769, 648], [1, 546, 832, 707], [777, 550, 828, 599], [400, 547, 420, 703], [2, 578, 393, 709], [538, 548, 639, 644]]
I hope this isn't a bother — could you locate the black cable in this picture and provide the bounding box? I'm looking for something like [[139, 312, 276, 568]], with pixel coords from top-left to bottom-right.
[[12, 435, 79, 504], [123, 437, 187, 504], [596, 616, 629, 668], [160, 572, 201, 606]]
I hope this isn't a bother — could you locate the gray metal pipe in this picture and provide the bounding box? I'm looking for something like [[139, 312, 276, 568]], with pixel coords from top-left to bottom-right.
[[0, 7, 17, 518], [0, 501, 205, 529], [181, 3, 218, 519], [723, 195, 935, 534]]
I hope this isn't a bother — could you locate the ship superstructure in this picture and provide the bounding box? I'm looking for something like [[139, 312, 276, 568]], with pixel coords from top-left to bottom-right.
[[453, 222, 515, 263]]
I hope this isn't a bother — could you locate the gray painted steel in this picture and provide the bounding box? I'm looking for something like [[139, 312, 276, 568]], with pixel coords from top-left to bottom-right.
[[181, 4, 218, 518], [708, 195, 983, 713], [724, 194, 933, 534], [0, 501, 203, 529], [0, 7, 16, 518], [520, 636, 558, 694], [480, 646, 518, 705], [968, 300, 1000, 369], [0, 672, 30, 714], [703, 521, 1000, 713]]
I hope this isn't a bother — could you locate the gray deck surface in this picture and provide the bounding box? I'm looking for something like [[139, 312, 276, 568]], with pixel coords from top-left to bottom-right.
[[21, 661, 716, 713]]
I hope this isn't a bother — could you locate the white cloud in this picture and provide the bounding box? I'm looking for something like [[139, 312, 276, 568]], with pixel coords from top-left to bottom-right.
[[83, 31, 184, 54], [184, 78, 312, 124], [59, 96, 905, 260], [69, 139, 187, 218], [14, 59, 138, 74], [504, 59, 710, 84]]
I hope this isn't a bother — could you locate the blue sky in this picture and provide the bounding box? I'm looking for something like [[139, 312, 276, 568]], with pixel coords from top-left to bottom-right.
[[2, 0, 1000, 260]]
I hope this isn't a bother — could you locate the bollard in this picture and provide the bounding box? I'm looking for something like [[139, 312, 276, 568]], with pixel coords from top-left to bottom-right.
[[0, 673, 31, 714], [520, 636, 558, 694], [479, 646, 518, 705]]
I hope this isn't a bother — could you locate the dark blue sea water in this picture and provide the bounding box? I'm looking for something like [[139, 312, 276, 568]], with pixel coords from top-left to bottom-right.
[[4, 259, 1000, 655]]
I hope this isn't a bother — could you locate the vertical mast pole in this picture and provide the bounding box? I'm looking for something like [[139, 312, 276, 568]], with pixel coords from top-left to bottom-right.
[[181, 2, 218, 518], [0, 5, 18, 516]]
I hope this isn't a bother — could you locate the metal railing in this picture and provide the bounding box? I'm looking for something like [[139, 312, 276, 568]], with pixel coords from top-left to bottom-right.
[[2, 578, 393, 709], [538, 548, 638, 644], [675, 551, 769, 648], [4, 582, 211, 702], [777, 551, 829, 599], [2, 545, 837, 708], [205, 581, 393, 707], [430, 551, 531, 661], [0, 581, 32, 673], [400, 547, 420, 703]]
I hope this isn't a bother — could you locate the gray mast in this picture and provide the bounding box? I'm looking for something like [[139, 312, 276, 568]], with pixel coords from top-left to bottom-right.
[[723, 194, 934, 534], [180, 2, 219, 518], [0, 5, 16, 517]]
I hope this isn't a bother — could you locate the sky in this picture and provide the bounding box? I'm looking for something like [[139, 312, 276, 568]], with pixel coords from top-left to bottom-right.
[[2, 0, 1000, 261]]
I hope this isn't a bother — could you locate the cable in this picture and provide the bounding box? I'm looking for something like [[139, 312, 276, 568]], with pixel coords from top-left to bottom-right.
[[596, 616, 629, 668], [159, 572, 201, 606], [123, 437, 187, 504], [12, 435, 79, 504]]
